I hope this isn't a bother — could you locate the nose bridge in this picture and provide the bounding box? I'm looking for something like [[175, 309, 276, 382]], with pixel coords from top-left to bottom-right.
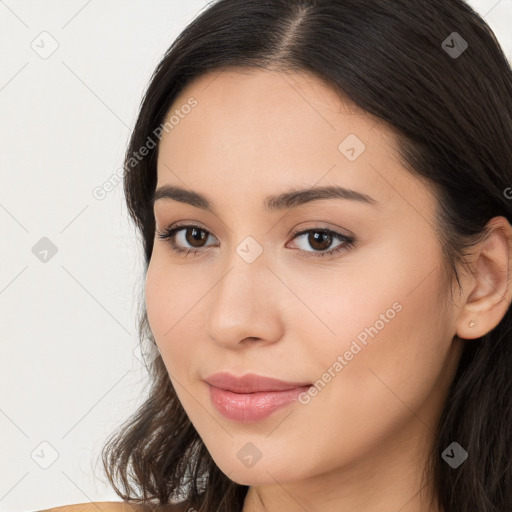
[[219, 229, 269, 292], [213, 235, 268, 316], [205, 234, 283, 346]]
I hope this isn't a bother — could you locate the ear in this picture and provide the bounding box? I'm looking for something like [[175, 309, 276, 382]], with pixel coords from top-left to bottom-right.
[[455, 216, 512, 340]]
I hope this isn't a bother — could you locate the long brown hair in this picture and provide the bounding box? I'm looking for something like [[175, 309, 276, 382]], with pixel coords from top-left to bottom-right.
[[101, 1, 512, 510]]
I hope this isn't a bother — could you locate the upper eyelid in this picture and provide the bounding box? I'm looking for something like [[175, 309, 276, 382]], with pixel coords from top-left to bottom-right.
[[164, 223, 349, 244], [157, 224, 355, 261], [165, 221, 345, 234]]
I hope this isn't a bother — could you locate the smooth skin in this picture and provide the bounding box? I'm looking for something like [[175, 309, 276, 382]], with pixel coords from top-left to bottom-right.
[[145, 68, 512, 512], [35, 503, 143, 512], [35, 501, 186, 511]]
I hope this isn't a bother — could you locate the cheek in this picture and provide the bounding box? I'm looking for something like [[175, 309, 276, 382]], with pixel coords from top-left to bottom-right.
[[142, 233, 454, 479], [145, 255, 186, 358], [144, 252, 210, 379], [145, 257, 169, 340], [145, 248, 200, 333], [297, 240, 450, 439]]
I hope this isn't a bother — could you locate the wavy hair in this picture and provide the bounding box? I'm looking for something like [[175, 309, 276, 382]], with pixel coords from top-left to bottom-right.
[[101, 1, 512, 510]]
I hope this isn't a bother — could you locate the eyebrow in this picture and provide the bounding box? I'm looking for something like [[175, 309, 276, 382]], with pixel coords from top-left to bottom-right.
[[150, 184, 378, 213]]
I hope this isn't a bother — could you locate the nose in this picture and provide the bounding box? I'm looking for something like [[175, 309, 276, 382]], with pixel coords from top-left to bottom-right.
[[205, 243, 284, 349]]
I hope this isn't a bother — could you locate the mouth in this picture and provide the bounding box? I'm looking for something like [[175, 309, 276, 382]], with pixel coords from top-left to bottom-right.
[[204, 372, 312, 422], [203, 371, 312, 393]]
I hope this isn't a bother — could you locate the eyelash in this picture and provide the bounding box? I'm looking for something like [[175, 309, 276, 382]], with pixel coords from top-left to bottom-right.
[[155, 222, 355, 259]]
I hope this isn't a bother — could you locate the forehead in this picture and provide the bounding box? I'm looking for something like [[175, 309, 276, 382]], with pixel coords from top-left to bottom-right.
[[155, 68, 435, 223], [162, 67, 376, 148]]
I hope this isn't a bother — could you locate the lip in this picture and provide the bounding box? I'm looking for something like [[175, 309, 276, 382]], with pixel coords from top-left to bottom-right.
[[204, 372, 312, 423], [203, 372, 311, 393]]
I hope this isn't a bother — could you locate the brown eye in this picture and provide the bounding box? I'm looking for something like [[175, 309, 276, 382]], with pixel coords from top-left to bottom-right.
[[184, 227, 208, 248], [156, 224, 355, 259], [156, 224, 218, 256], [289, 228, 355, 259], [307, 231, 333, 251]]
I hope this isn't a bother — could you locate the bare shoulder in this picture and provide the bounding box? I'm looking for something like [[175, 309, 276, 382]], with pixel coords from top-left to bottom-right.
[[35, 501, 192, 512]]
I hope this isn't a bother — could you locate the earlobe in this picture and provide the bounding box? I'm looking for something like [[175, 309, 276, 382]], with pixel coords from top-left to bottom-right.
[[455, 216, 512, 340]]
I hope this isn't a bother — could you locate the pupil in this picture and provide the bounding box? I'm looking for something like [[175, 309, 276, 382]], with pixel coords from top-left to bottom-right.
[[187, 228, 206, 247], [182, 228, 333, 251], [310, 231, 331, 250]]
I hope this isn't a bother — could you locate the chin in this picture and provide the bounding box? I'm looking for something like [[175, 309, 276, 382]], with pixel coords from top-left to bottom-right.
[[212, 453, 306, 487], [224, 467, 282, 486]]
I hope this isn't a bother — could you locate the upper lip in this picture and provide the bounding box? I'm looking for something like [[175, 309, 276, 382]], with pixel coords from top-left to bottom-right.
[[204, 372, 312, 393]]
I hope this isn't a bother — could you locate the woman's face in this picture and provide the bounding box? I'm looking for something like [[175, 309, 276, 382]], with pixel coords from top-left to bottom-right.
[[145, 69, 464, 494]]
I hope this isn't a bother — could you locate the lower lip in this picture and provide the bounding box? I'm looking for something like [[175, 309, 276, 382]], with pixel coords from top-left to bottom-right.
[[207, 383, 312, 423]]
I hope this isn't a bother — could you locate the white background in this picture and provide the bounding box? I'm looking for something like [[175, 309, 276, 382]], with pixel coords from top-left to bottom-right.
[[1, 1, 511, 511]]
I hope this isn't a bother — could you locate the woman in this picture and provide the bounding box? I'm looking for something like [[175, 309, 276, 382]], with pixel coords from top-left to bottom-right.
[[42, 0, 512, 510]]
